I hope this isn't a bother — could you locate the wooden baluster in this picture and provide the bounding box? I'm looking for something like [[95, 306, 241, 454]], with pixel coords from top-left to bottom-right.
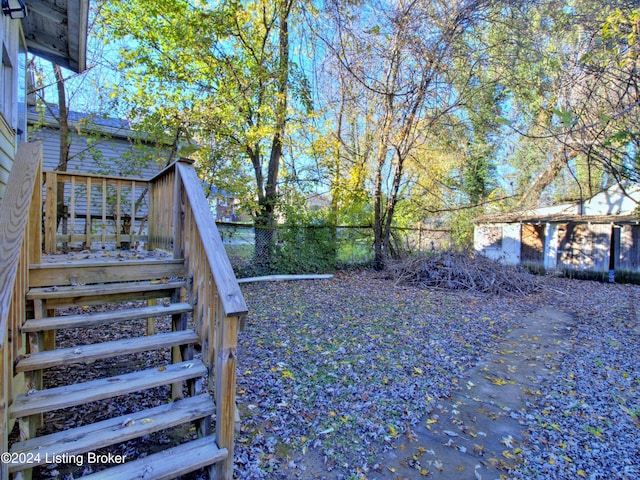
[[131, 181, 136, 248], [215, 308, 240, 480], [116, 180, 122, 248], [69, 176, 76, 248], [101, 178, 107, 248], [85, 177, 92, 249]]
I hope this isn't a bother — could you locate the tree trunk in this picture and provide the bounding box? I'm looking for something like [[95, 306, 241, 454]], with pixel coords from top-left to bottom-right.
[[253, 0, 291, 266], [53, 64, 70, 245], [516, 150, 577, 208]]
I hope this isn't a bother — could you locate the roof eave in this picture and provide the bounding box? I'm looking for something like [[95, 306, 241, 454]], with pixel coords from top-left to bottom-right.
[[21, 0, 90, 73]]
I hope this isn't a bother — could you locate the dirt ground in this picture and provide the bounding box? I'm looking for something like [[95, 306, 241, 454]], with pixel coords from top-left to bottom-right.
[[14, 270, 640, 479]]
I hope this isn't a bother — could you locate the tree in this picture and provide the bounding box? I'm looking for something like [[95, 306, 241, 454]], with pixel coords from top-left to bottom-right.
[[475, 0, 640, 208], [318, 0, 495, 268], [98, 0, 311, 264]]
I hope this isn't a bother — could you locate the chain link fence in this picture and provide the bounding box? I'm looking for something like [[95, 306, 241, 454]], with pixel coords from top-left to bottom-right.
[[217, 222, 452, 274]]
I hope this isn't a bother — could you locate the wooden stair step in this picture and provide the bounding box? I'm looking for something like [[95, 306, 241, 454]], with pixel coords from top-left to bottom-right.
[[8, 394, 216, 473], [22, 302, 193, 332], [10, 360, 207, 419], [27, 279, 187, 301], [80, 435, 227, 480], [22, 303, 193, 333], [29, 258, 185, 287], [16, 330, 199, 373]]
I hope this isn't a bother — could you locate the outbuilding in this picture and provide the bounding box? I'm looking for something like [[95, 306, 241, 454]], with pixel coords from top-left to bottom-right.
[[474, 184, 640, 281]]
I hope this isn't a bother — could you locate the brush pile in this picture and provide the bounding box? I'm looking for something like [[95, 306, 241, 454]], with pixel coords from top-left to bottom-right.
[[388, 251, 541, 296]]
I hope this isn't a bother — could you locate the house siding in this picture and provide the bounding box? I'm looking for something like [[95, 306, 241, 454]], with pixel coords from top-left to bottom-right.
[[30, 125, 163, 179], [0, 17, 19, 202], [28, 114, 169, 250], [0, 123, 13, 200]]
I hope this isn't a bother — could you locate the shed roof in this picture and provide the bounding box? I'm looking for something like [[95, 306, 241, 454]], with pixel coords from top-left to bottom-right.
[[21, 0, 89, 73], [475, 212, 640, 226]]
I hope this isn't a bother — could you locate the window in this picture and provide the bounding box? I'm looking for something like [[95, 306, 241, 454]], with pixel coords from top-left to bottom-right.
[[16, 34, 26, 141], [1, 41, 12, 121], [0, 23, 26, 142]]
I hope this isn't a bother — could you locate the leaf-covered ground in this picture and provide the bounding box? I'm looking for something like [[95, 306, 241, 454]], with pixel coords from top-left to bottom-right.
[[23, 269, 639, 479], [234, 271, 640, 479]]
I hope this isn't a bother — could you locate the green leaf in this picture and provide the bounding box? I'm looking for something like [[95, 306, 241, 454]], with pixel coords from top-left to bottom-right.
[[553, 108, 575, 128]]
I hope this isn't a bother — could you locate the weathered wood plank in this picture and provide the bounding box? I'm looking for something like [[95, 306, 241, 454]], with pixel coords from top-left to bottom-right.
[[15, 330, 199, 373], [26, 279, 186, 301], [1, 332, 8, 480], [8, 394, 215, 473], [0, 145, 40, 479], [35, 289, 185, 310], [69, 175, 76, 248], [101, 177, 107, 246], [49, 171, 151, 185], [27, 165, 42, 265], [44, 170, 57, 253], [56, 233, 148, 245], [21, 302, 192, 332], [116, 180, 121, 247], [10, 360, 207, 418], [80, 436, 227, 480], [177, 162, 247, 318], [85, 176, 92, 248], [29, 259, 185, 287], [1, 142, 42, 348], [215, 311, 240, 480]]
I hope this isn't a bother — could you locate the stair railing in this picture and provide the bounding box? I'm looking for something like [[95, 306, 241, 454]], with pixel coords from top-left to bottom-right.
[[0, 143, 43, 480], [149, 159, 248, 480], [42, 170, 150, 252]]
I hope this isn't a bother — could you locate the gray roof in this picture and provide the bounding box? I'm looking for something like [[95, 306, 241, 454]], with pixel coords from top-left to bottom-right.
[[28, 105, 134, 139], [475, 212, 640, 225]]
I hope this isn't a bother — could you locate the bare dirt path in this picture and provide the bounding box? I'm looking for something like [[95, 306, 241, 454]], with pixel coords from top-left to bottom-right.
[[377, 306, 575, 479]]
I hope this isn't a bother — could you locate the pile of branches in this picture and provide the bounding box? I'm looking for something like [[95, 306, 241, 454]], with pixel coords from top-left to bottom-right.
[[388, 251, 541, 296]]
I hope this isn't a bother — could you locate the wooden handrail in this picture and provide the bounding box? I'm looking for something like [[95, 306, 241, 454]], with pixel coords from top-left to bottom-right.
[[176, 162, 247, 318], [0, 143, 42, 480], [149, 159, 247, 479]]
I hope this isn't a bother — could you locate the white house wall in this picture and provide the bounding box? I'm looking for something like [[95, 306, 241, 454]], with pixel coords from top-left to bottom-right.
[[544, 223, 559, 271], [581, 184, 640, 215]]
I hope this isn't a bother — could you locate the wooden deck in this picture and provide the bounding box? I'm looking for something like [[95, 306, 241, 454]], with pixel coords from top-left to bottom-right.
[[0, 145, 247, 480]]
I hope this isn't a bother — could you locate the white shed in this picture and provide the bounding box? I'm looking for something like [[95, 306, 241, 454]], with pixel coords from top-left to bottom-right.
[[474, 185, 640, 280]]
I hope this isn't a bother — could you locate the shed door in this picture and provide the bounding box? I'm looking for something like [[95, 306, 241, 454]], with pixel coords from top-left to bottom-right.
[[521, 224, 545, 265]]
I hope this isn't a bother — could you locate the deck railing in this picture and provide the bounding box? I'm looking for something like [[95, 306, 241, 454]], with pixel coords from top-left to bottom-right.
[[0, 143, 42, 480], [42, 170, 150, 252], [1, 154, 244, 479], [149, 159, 248, 479]]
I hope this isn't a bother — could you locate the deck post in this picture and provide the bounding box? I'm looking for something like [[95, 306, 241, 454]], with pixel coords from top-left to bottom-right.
[[214, 309, 240, 480], [44, 171, 57, 254]]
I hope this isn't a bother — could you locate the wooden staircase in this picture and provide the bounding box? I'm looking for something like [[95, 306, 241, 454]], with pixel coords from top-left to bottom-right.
[[1, 145, 247, 480]]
